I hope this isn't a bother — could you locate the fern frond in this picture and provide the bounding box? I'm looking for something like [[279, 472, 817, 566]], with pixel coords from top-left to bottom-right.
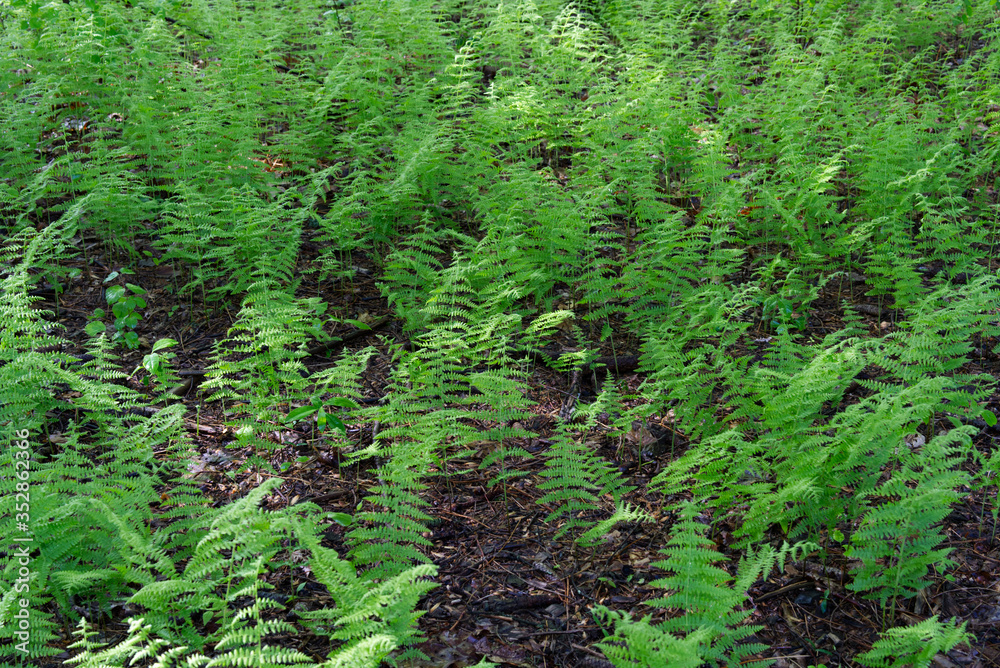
[[595, 501, 773, 666], [858, 617, 972, 668], [537, 418, 636, 541]]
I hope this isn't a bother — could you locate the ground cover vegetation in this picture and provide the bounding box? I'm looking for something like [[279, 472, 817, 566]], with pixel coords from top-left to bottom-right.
[[2, 0, 1000, 665]]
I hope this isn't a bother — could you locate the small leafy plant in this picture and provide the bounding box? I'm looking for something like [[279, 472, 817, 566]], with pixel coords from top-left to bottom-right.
[[284, 396, 355, 438], [139, 338, 178, 384], [759, 293, 808, 333], [87, 270, 147, 349], [135, 338, 182, 401]]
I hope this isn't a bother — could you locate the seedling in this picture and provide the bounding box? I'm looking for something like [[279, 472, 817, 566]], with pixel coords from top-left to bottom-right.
[[284, 396, 356, 436], [134, 338, 180, 395], [760, 294, 808, 333], [87, 270, 147, 349], [140, 338, 177, 381]]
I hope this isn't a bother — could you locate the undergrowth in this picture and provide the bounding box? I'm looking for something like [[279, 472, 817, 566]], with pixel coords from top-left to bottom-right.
[[2, 0, 999, 664]]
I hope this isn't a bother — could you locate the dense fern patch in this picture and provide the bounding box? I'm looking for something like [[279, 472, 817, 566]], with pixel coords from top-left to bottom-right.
[[2, 0, 1000, 665]]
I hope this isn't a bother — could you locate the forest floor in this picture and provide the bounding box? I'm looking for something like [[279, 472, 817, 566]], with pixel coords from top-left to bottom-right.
[[9, 2, 1000, 665], [32, 227, 1000, 668]]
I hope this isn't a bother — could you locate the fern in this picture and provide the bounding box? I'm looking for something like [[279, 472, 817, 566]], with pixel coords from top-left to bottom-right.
[[349, 269, 531, 575], [858, 617, 972, 668], [345, 412, 439, 581], [638, 283, 758, 442], [537, 382, 644, 542], [536, 421, 639, 541], [6, 2, 1000, 666], [0, 227, 75, 434], [63, 507, 438, 667], [295, 518, 436, 658], [120, 479, 314, 652], [593, 611, 711, 668], [594, 501, 774, 667], [869, 277, 1000, 431], [202, 275, 327, 469], [846, 427, 973, 610]]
